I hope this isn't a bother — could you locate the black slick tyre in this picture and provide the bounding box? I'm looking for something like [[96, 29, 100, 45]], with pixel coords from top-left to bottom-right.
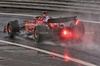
[[34, 25, 49, 42], [70, 21, 85, 41], [7, 20, 20, 38]]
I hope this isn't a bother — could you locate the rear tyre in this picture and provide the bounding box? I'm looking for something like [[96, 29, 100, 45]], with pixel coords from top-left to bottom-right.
[[34, 25, 49, 42], [70, 21, 85, 41], [7, 20, 20, 38]]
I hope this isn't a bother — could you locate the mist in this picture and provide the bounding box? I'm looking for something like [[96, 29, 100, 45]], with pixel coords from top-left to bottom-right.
[[46, 11, 100, 56]]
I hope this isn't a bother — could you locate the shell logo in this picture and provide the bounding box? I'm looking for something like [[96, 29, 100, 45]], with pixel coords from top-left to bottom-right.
[[25, 26, 28, 31]]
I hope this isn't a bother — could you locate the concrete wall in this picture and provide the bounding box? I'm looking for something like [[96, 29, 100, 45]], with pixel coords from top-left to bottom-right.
[[0, 0, 100, 14]]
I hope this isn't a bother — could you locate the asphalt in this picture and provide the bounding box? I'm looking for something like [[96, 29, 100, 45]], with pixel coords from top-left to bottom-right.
[[0, 8, 100, 66]]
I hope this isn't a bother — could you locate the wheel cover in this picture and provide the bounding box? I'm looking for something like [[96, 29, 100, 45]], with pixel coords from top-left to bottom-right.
[[34, 30, 38, 39], [8, 25, 12, 34], [73, 26, 83, 39], [74, 28, 79, 38]]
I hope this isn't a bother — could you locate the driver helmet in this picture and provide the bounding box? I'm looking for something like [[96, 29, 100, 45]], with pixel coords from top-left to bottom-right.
[[43, 14, 48, 18]]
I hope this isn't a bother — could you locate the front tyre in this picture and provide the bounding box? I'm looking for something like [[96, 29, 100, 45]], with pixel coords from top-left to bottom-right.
[[7, 20, 20, 38]]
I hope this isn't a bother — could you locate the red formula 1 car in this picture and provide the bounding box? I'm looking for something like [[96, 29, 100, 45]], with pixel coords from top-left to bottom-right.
[[4, 15, 85, 42]]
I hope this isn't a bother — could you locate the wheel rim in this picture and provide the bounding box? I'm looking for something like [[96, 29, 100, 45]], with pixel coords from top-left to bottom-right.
[[34, 30, 38, 39], [8, 25, 12, 34]]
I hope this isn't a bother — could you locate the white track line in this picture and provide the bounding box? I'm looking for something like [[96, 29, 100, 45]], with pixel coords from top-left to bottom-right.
[[0, 12, 100, 24], [0, 40, 97, 66]]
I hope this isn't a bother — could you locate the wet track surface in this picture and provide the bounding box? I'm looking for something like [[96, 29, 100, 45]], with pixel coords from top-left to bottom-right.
[[0, 9, 100, 66]]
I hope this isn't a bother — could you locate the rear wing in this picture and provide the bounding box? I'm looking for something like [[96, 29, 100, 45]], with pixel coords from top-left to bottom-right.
[[48, 16, 77, 23]]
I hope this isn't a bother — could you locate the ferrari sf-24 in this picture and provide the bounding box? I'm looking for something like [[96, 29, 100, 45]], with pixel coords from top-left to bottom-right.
[[3, 15, 85, 42]]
